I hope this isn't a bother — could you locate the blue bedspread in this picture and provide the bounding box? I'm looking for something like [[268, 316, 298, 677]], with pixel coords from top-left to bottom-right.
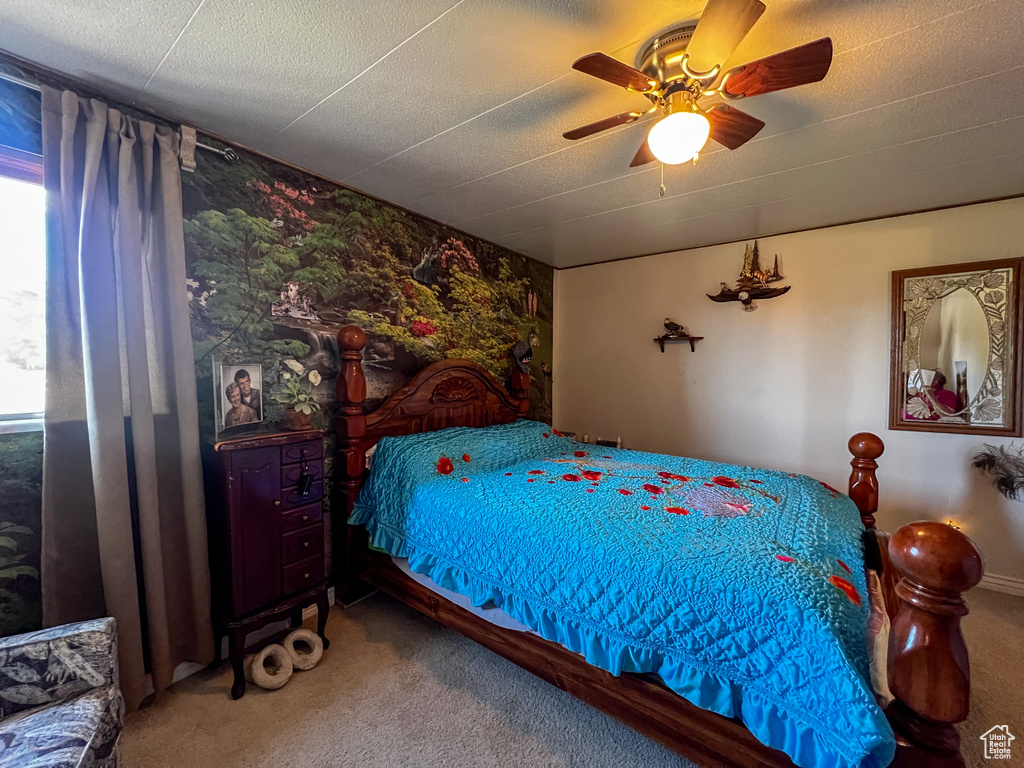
[[351, 420, 894, 768]]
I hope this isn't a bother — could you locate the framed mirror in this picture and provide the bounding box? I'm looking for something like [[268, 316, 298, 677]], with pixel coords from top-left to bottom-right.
[[890, 258, 1023, 436]]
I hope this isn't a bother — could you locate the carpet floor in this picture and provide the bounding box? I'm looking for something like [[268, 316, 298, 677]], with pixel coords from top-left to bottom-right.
[[121, 587, 1024, 768]]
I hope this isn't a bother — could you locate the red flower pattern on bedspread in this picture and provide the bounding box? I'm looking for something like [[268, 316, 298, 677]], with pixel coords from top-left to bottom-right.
[[487, 452, 785, 519], [820, 481, 841, 498], [828, 575, 862, 606], [774, 554, 864, 607], [438, 430, 845, 526], [436, 453, 474, 476]]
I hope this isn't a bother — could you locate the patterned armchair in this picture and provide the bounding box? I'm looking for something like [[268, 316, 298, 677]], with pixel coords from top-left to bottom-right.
[[0, 618, 123, 767]]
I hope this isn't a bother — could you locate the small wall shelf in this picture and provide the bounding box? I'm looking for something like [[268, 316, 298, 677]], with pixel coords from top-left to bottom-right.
[[654, 334, 704, 353]]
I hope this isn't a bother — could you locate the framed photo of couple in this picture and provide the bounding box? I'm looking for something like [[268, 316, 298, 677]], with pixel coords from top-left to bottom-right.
[[214, 361, 263, 436]]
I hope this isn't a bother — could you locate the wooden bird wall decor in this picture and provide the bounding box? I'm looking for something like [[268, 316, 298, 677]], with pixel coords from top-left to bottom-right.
[[706, 240, 790, 311]]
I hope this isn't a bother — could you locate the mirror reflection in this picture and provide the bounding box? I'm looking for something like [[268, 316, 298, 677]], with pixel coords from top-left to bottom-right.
[[892, 261, 1020, 436], [904, 287, 991, 422]]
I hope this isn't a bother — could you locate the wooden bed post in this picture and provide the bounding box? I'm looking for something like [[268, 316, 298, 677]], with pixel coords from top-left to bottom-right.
[[847, 432, 984, 766], [848, 432, 883, 529], [509, 369, 530, 416], [886, 522, 983, 767], [334, 325, 368, 603]]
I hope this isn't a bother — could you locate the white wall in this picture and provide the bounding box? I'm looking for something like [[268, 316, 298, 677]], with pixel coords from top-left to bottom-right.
[[554, 198, 1024, 582]]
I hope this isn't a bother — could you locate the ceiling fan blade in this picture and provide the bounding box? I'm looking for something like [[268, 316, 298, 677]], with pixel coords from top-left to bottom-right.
[[629, 137, 657, 167], [572, 53, 659, 93], [563, 111, 645, 141], [706, 104, 765, 149], [721, 37, 833, 98], [685, 0, 766, 74]]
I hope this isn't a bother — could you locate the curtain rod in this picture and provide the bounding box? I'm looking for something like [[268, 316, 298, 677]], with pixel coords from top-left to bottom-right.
[[0, 69, 40, 92], [0, 68, 236, 163]]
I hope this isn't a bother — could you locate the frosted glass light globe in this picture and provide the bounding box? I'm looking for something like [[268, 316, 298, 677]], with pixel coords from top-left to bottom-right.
[[647, 111, 711, 165]]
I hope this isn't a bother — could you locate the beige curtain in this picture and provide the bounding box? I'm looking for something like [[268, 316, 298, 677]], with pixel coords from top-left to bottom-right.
[[40, 87, 213, 710]]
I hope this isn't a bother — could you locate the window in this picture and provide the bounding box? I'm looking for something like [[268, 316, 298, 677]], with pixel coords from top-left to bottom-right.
[[0, 158, 45, 431]]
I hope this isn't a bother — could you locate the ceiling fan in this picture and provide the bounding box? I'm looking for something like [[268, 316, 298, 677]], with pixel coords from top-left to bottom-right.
[[562, 0, 833, 168]]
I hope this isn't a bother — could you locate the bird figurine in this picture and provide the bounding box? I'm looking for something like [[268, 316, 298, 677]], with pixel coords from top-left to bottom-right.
[[664, 318, 687, 336]]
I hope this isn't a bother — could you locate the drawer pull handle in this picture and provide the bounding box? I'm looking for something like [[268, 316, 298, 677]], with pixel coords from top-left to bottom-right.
[[274, 500, 281, 506], [303, 542, 310, 548], [304, 573, 310, 579], [302, 515, 309, 521]]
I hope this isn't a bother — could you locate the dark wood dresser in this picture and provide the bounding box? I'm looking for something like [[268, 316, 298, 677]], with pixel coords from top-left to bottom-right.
[[202, 430, 330, 698]]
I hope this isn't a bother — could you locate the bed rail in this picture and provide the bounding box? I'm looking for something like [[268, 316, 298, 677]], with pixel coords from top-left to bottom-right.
[[847, 434, 984, 767]]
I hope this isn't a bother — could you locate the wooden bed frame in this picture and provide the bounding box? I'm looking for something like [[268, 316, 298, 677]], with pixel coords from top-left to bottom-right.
[[332, 325, 984, 768]]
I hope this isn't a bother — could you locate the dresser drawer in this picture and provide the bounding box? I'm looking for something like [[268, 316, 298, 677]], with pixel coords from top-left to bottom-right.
[[281, 504, 322, 532], [282, 523, 324, 565], [283, 555, 324, 595], [282, 441, 322, 465], [282, 460, 323, 488], [281, 480, 322, 509]]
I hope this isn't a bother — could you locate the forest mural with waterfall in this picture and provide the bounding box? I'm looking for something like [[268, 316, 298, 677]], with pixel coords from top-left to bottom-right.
[[181, 140, 554, 446]]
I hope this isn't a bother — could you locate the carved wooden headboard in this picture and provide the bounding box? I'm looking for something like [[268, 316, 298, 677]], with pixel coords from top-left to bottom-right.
[[363, 359, 528, 439]]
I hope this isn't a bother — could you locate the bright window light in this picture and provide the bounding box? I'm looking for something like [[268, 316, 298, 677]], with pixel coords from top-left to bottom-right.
[[0, 174, 46, 420]]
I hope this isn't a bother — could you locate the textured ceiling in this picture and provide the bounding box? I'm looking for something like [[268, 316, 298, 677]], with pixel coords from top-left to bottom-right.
[[2, 0, 1023, 268]]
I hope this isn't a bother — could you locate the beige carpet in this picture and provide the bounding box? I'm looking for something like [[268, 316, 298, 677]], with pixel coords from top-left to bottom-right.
[[122, 588, 1024, 768]]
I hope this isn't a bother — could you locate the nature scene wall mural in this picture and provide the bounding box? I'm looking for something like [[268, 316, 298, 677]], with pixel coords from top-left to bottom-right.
[[182, 141, 554, 445], [0, 432, 42, 635]]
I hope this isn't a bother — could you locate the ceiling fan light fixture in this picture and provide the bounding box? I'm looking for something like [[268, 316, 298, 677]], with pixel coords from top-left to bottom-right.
[[647, 108, 711, 165]]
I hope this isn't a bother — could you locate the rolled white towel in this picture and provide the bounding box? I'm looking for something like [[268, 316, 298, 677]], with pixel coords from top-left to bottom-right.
[[282, 628, 324, 671], [244, 644, 294, 690]]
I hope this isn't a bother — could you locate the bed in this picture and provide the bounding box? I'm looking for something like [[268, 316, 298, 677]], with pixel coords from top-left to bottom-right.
[[331, 325, 983, 768]]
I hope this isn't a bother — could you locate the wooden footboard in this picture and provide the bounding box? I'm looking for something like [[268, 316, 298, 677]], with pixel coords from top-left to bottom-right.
[[333, 325, 986, 768], [848, 434, 984, 768]]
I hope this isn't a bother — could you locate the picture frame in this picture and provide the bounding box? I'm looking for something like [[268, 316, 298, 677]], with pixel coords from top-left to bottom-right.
[[214, 361, 264, 436], [889, 258, 1024, 437]]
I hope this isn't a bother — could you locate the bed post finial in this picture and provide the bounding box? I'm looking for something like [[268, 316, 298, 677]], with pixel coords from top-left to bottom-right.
[[848, 432, 883, 529], [336, 325, 367, 497], [509, 370, 530, 416], [335, 326, 368, 600], [337, 325, 367, 408], [508, 342, 531, 415], [886, 521, 983, 762]]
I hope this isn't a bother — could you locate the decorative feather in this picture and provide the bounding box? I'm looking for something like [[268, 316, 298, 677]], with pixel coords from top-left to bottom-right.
[[972, 443, 1024, 500]]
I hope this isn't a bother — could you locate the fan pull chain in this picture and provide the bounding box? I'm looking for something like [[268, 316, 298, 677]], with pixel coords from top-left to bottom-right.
[[659, 163, 666, 197]]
